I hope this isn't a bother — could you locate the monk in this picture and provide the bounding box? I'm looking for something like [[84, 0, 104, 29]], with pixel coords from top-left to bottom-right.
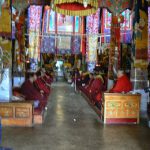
[[34, 71, 50, 96], [20, 72, 45, 101], [109, 70, 132, 93], [85, 73, 94, 91], [89, 74, 104, 104], [40, 68, 53, 87]]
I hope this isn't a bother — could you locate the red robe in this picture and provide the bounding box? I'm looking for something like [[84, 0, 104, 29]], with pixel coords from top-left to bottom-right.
[[21, 80, 44, 101], [110, 75, 132, 93], [89, 78, 104, 104], [34, 77, 50, 95], [43, 75, 53, 84], [89, 78, 104, 94]]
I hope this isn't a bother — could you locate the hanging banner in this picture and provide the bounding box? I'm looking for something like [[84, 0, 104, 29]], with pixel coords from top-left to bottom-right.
[[86, 9, 100, 71], [57, 35, 71, 54], [0, 6, 11, 38], [28, 5, 42, 60], [133, 1, 148, 68]]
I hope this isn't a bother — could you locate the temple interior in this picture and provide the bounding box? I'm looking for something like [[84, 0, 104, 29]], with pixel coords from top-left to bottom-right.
[[0, 0, 150, 150]]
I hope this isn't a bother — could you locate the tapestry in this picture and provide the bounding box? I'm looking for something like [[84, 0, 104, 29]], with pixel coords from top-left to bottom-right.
[[57, 14, 74, 33], [71, 35, 81, 54], [86, 9, 100, 71], [41, 7, 82, 54], [28, 5, 42, 60], [131, 0, 148, 90], [132, 0, 148, 68], [0, 7, 11, 38], [41, 7, 56, 54], [57, 35, 71, 54], [102, 8, 132, 43]]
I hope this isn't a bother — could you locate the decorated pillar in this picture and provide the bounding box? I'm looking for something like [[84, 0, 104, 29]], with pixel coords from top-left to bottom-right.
[[131, 0, 148, 90], [108, 14, 124, 80], [101, 0, 132, 89], [86, 9, 100, 72]]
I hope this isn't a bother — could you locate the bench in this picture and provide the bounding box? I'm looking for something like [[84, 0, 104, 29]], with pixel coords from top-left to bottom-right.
[[0, 101, 33, 127], [101, 93, 141, 124], [12, 87, 49, 125]]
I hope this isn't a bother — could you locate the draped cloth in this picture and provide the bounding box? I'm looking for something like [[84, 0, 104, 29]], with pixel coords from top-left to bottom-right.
[[41, 7, 56, 54], [41, 7, 81, 54], [86, 9, 100, 72], [71, 35, 81, 54], [28, 5, 42, 60], [0, 8, 11, 37]]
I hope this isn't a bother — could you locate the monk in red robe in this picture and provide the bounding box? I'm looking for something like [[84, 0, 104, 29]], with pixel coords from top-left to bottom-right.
[[34, 71, 50, 96], [85, 73, 94, 92], [21, 72, 45, 101], [89, 75, 104, 104], [109, 70, 132, 93]]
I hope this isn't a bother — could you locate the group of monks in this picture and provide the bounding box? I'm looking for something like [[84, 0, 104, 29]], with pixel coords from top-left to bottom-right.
[[20, 68, 53, 104], [77, 69, 132, 110]]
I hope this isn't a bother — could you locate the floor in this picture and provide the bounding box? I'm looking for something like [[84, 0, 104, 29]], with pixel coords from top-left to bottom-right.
[[1, 81, 150, 150]]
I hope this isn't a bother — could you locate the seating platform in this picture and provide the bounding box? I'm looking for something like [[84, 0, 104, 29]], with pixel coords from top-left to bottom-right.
[[0, 101, 33, 127], [78, 86, 141, 124], [102, 93, 141, 124]]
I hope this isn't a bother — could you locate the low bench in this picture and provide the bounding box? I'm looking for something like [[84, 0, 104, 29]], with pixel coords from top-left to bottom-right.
[[101, 93, 141, 124], [0, 101, 33, 127], [0, 100, 49, 126]]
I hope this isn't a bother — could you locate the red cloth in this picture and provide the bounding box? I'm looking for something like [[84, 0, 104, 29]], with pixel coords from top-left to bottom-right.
[[89, 78, 103, 94], [109, 75, 132, 93], [43, 75, 53, 84], [21, 80, 44, 101], [34, 77, 50, 95], [85, 78, 94, 92]]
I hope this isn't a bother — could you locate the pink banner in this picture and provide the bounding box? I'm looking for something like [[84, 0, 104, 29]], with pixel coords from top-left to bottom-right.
[[29, 5, 42, 31]]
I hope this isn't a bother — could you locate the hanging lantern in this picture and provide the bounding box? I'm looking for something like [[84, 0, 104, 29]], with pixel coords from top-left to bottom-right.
[[12, 0, 29, 15], [51, 0, 98, 16]]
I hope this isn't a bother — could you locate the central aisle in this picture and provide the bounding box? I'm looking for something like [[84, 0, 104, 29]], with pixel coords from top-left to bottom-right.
[[2, 81, 150, 150]]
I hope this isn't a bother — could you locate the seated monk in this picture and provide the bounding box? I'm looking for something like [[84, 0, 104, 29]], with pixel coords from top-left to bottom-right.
[[34, 71, 50, 96], [85, 73, 94, 91], [89, 74, 104, 104], [77, 72, 90, 86], [40, 68, 53, 87], [20, 72, 45, 101], [109, 69, 132, 93]]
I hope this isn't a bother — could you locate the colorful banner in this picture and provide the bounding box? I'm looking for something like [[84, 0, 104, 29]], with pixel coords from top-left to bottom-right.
[[41, 7, 56, 54], [102, 8, 132, 43], [86, 9, 100, 71], [132, 0, 148, 68], [71, 35, 81, 54], [0, 7, 11, 38], [28, 5, 42, 60]]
